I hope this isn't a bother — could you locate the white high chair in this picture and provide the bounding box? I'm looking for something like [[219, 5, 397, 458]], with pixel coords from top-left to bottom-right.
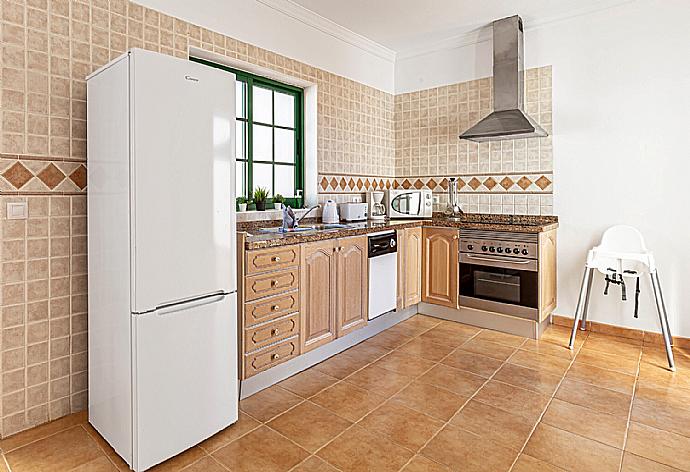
[[568, 225, 675, 371]]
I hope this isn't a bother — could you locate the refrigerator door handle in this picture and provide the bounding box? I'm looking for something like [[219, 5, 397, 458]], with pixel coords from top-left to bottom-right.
[[141, 290, 233, 316]]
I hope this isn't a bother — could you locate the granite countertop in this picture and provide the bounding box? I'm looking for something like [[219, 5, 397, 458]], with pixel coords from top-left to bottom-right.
[[239, 213, 558, 250]]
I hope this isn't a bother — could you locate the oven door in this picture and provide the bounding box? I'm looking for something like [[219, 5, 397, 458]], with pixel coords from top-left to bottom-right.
[[459, 253, 539, 320]]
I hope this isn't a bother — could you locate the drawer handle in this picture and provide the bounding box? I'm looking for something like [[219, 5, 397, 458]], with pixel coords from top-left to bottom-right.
[[270, 280, 278, 287], [271, 304, 280, 311], [271, 353, 281, 360], [271, 328, 279, 336], [272, 256, 281, 262]]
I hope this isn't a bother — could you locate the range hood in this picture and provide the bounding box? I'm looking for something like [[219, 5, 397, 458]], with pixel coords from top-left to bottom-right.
[[459, 15, 547, 143]]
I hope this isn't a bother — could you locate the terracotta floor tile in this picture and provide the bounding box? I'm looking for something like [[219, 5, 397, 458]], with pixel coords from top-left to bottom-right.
[[391, 381, 467, 421], [70, 456, 118, 471], [582, 335, 643, 359], [177, 456, 226, 472], [239, 385, 303, 422], [459, 338, 517, 361], [372, 351, 436, 376], [418, 364, 486, 397], [473, 380, 550, 422], [520, 338, 578, 360], [278, 369, 339, 398], [508, 349, 572, 376], [359, 402, 444, 451], [311, 381, 387, 422], [418, 326, 473, 347], [0, 411, 88, 453], [5, 426, 104, 472], [198, 412, 261, 453], [395, 338, 456, 362], [212, 426, 308, 472], [631, 395, 690, 438], [637, 363, 690, 391], [317, 425, 414, 472], [524, 423, 622, 472], [555, 378, 632, 418], [402, 315, 443, 330], [511, 454, 566, 471], [621, 453, 683, 472], [492, 363, 563, 396], [291, 456, 340, 472], [450, 400, 535, 451], [625, 422, 690, 471], [343, 342, 391, 363], [541, 398, 627, 448], [81, 424, 130, 471], [441, 348, 503, 378], [401, 455, 450, 471], [641, 346, 690, 371], [345, 364, 414, 397], [541, 325, 586, 348], [384, 321, 433, 338], [149, 447, 206, 472], [566, 362, 636, 395], [420, 424, 517, 472], [311, 352, 371, 379], [575, 347, 640, 375], [588, 331, 643, 346], [364, 330, 412, 349], [634, 382, 690, 408], [267, 401, 352, 453], [436, 321, 482, 336], [473, 329, 526, 348]]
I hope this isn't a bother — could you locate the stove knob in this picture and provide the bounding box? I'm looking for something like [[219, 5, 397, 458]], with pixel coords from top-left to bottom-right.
[[489, 246, 496, 253], [521, 249, 529, 256], [481, 245, 488, 252], [513, 248, 520, 254], [496, 247, 503, 254], [467, 244, 474, 250]]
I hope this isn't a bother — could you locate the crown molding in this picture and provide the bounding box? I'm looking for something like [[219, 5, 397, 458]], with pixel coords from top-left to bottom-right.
[[255, 0, 396, 63], [396, 0, 636, 60]]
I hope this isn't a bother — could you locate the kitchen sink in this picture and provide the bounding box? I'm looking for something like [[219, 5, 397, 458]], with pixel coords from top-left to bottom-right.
[[257, 223, 353, 235]]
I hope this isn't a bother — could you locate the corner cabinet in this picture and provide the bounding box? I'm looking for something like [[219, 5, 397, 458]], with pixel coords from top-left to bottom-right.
[[397, 227, 422, 309], [422, 227, 459, 308], [301, 235, 368, 353]]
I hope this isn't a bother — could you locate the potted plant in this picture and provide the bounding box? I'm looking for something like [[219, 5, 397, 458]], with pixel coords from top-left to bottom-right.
[[273, 194, 284, 210], [253, 187, 269, 211], [236, 196, 248, 212]]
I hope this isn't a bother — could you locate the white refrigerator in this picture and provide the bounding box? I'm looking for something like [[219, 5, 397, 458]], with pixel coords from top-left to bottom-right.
[[87, 49, 237, 471]]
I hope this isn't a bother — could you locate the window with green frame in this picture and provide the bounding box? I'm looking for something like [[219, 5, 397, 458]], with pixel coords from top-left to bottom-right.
[[191, 58, 304, 207]]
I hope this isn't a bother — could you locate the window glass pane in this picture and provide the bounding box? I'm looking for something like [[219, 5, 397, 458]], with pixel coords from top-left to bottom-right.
[[274, 91, 295, 128], [252, 163, 273, 195], [253, 124, 273, 161], [274, 166, 295, 198], [274, 128, 295, 163], [235, 81, 246, 119], [235, 160, 245, 197], [253, 85, 273, 124], [235, 121, 245, 159]]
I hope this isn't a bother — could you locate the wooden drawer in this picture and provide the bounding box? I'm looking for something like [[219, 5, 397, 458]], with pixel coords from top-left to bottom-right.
[[245, 267, 299, 301], [244, 336, 299, 378], [246, 246, 300, 275], [244, 290, 299, 327], [244, 313, 299, 352]]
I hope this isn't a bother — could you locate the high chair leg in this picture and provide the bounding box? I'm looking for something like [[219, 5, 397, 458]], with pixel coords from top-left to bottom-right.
[[569, 267, 592, 350], [580, 268, 594, 331], [651, 272, 675, 372]]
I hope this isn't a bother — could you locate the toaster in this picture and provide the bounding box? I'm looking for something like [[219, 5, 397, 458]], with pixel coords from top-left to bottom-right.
[[339, 202, 368, 221]]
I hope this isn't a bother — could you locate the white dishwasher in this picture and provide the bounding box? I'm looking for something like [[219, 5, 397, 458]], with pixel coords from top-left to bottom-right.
[[368, 231, 398, 320]]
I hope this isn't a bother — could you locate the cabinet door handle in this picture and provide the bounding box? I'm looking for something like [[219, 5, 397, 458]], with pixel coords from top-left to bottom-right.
[[271, 304, 280, 311], [271, 328, 279, 336], [272, 256, 281, 262], [270, 280, 278, 287]]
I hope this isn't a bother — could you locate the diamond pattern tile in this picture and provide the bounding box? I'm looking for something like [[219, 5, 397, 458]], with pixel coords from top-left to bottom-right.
[[483, 177, 497, 190], [536, 175, 552, 190], [500, 177, 514, 190], [413, 179, 423, 189], [3, 162, 33, 189], [517, 176, 532, 190], [69, 165, 87, 190], [37, 163, 66, 189], [468, 177, 482, 190]]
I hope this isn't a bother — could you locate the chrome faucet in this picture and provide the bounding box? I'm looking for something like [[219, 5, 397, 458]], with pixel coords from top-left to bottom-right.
[[282, 204, 320, 231]]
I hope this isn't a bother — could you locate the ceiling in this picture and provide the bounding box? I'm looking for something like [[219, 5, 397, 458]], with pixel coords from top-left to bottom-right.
[[287, 0, 629, 56]]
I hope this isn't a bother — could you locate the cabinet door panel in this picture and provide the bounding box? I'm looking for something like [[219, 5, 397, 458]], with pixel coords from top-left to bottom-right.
[[301, 240, 337, 352], [422, 227, 458, 308], [336, 236, 368, 337], [404, 227, 423, 307]]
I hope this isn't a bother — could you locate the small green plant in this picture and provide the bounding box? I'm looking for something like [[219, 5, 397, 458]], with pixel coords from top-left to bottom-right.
[[273, 194, 284, 204], [236, 196, 247, 205], [253, 187, 269, 210]]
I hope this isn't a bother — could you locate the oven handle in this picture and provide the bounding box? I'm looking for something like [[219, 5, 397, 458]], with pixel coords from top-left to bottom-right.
[[464, 254, 532, 265]]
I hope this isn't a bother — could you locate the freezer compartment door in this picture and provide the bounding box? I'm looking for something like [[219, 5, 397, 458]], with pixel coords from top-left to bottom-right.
[[133, 293, 238, 471], [130, 49, 236, 313]]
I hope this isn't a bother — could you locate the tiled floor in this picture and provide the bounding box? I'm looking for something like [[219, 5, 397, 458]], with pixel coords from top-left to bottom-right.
[[1, 315, 689, 472]]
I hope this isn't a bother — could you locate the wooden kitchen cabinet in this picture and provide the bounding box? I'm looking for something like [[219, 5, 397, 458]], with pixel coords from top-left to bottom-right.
[[397, 227, 422, 309], [301, 235, 368, 353], [422, 227, 459, 308], [538, 229, 558, 321]]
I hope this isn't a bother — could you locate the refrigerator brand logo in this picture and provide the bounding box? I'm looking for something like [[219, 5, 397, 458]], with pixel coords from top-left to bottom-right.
[[184, 75, 200, 82]]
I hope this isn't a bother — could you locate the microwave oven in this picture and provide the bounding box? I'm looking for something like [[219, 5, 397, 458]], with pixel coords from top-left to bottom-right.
[[385, 189, 433, 218]]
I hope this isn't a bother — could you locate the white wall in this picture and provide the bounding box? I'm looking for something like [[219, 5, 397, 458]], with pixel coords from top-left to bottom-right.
[[396, 0, 690, 337], [136, 0, 395, 93]]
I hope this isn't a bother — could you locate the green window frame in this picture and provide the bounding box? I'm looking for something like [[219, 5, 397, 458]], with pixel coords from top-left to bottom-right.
[[191, 57, 304, 208]]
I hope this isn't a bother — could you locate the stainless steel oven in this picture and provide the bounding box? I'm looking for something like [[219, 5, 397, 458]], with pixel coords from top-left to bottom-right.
[[459, 230, 539, 320]]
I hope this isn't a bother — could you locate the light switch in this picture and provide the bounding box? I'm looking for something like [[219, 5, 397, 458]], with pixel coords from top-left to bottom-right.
[[7, 202, 27, 220]]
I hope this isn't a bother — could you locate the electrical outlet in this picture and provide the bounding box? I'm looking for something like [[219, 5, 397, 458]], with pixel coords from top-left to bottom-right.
[[7, 202, 27, 219], [433, 196, 440, 204], [351, 196, 362, 203]]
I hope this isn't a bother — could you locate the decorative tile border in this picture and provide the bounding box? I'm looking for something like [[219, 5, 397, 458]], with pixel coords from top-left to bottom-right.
[[0, 157, 86, 194]]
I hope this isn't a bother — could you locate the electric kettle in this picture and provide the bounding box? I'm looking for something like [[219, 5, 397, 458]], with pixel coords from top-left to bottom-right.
[[321, 200, 339, 224]]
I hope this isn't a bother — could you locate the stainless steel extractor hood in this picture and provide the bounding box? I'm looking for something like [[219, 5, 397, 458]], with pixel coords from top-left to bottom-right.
[[459, 15, 547, 143]]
